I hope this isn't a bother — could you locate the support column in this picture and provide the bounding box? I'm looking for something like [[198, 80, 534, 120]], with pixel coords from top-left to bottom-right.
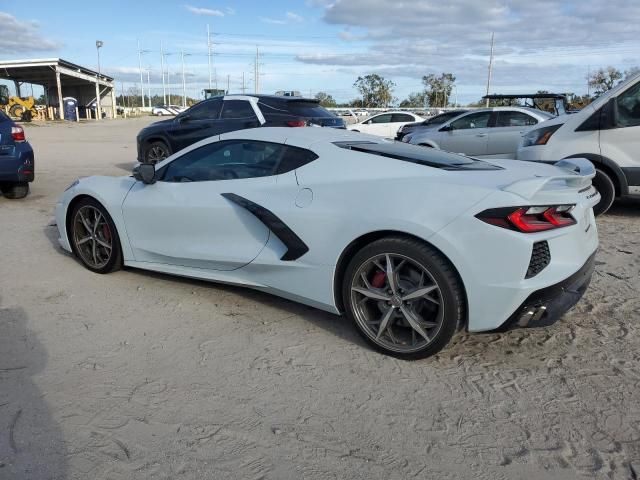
[[55, 69, 63, 120], [111, 87, 117, 119], [95, 81, 101, 121]]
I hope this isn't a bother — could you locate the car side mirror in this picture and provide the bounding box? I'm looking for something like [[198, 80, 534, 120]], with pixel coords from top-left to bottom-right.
[[178, 114, 191, 123], [440, 125, 453, 132], [133, 163, 157, 184]]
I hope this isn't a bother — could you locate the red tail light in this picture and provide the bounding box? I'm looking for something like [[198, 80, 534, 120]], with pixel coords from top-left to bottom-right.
[[286, 120, 307, 127], [477, 205, 576, 233], [12, 126, 26, 142]]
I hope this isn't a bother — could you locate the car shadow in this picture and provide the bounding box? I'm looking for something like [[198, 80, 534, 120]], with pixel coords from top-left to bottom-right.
[[114, 162, 137, 173], [126, 268, 369, 349], [0, 296, 68, 478], [606, 197, 640, 217], [43, 224, 74, 259]]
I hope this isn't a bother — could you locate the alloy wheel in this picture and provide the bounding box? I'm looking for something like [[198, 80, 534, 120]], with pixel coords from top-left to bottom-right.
[[147, 145, 167, 163], [72, 205, 113, 269], [350, 253, 444, 354]]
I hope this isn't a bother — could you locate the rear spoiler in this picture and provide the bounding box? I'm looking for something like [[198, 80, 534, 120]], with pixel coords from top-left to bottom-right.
[[502, 158, 595, 200]]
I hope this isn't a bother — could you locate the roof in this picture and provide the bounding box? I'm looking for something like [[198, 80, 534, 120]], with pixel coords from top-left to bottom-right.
[[222, 94, 319, 102], [483, 93, 567, 100], [0, 58, 113, 87]]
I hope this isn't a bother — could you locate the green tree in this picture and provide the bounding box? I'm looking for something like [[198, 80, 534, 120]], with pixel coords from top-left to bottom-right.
[[588, 66, 623, 97], [624, 67, 640, 81], [422, 73, 456, 107], [399, 92, 427, 108], [315, 91, 337, 108], [353, 74, 396, 108]]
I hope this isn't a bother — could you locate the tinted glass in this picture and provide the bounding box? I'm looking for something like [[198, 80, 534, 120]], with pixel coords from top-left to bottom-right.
[[276, 146, 318, 174], [221, 100, 258, 120], [425, 110, 467, 125], [186, 99, 222, 120], [495, 111, 538, 127], [369, 114, 393, 124], [391, 113, 414, 122], [286, 101, 336, 118], [333, 141, 501, 170], [450, 112, 491, 130], [617, 82, 640, 127], [162, 140, 284, 182]]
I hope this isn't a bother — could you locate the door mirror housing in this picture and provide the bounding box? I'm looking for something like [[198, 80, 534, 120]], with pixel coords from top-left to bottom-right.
[[133, 163, 157, 184], [178, 114, 191, 123], [440, 125, 453, 132]]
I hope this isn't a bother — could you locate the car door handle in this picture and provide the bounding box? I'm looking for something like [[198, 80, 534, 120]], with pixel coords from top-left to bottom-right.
[[475, 133, 487, 137]]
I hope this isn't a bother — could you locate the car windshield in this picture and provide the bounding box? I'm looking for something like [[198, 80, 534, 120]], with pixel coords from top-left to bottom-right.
[[333, 141, 502, 170]]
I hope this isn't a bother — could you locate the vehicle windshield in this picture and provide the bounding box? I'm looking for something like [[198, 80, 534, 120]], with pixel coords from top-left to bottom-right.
[[334, 141, 502, 170]]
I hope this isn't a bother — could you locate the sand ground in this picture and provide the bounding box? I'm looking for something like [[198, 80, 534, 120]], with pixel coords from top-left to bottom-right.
[[1, 118, 639, 479]]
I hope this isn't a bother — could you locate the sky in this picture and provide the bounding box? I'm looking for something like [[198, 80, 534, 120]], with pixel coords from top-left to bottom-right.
[[1, 0, 639, 105]]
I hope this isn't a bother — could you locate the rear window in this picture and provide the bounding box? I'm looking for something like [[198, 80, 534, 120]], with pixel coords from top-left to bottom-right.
[[333, 141, 502, 170], [285, 101, 336, 118]]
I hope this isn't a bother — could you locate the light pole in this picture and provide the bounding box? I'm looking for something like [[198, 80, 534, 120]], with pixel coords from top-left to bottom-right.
[[137, 40, 150, 108], [146, 67, 152, 108], [96, 40, 103, 120], [181, 50, 191, 108]]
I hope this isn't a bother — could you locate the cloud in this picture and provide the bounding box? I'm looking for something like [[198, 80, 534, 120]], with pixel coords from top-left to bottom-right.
[[184, 5, 224, 16], [0, 12, 61, 53], [261, 11, 304, 25], [225, 6, 236, 15]]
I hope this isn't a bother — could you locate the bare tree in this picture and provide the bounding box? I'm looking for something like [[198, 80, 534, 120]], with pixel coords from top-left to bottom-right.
[[588, 67, 623, 97]]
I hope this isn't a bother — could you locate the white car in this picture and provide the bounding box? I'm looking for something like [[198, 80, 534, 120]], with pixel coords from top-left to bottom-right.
[[152, 105, 183, 116], [56, 127, 598, 359], [517, 73, 640, 216], [347, 111, 424, 138], [408, 107, 552, 158]]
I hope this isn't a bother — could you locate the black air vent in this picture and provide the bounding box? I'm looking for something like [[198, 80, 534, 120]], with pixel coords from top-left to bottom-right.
[[526, 241, 551, 279]]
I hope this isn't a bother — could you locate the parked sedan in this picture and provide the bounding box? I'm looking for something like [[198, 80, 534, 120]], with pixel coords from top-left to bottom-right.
[[137, 95, 344, 163], [407, 107, 553, 158], [396, 109, 469, 141], [57, 127, 598, 359], [347, 111, 424, 138], [0, 112, 34, 199]]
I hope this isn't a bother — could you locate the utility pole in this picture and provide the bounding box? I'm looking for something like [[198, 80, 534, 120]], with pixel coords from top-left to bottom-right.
[[160, 41, 166, 105], [95, 40, 103, 120], [146, 68, 151, 107], [227, 74, 230, 94], [181, 50, 186, 108], [241, 72, 246, 94], [207, 24, 213, 89], [587, 65, 591, 98], [485, 32, 495, 107], [254, 46, 260, 94], [137, 40, 145, 108]]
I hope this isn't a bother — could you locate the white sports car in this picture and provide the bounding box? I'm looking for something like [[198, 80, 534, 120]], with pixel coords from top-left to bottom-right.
[[55, 127, 599, 359]]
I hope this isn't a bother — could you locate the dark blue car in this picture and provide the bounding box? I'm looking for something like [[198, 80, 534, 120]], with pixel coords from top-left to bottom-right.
[[0, 111, 34, 199]]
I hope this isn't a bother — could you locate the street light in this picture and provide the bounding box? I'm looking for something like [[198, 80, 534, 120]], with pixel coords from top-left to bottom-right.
[[96, 40, 103, 120]]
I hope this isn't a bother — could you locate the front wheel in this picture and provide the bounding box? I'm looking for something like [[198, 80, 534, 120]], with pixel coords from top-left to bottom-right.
[[342, 237, 464, 359], [144, 141, 170, 164], [70, 198, 122, 274], [591, 168, 615, 216]]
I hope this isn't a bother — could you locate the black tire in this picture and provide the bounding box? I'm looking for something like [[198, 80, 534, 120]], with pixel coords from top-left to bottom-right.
[[69, 198, 122, 274], [1, 182, 29, 199], [592, 168, 616, 216], [144, 140, 170, 164], [9, 104, 25, 118], [342, 237, 464, 360]]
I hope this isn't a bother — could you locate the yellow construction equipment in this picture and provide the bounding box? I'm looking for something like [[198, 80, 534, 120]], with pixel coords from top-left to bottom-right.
[[0, 85, 37, 121]]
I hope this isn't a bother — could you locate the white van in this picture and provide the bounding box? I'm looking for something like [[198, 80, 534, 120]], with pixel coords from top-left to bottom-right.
[[517, 73, 640, 215]]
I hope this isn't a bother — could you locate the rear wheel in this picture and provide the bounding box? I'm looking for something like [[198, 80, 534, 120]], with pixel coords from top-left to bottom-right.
[[9, 104, 25, 118], [70, 198, 122, 274], [0, 182, 29, 199], [592, 168, 615, 216], [144, 141, 170, 164], [342, 237, 464, 359]]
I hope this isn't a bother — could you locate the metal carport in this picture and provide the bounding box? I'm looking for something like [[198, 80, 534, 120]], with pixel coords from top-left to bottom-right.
[[0, 58, 116, 119]]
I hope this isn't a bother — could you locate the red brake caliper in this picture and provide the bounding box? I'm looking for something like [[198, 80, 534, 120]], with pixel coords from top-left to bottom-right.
[[371, 270, 386, 288], [102, 224, 111, 240]]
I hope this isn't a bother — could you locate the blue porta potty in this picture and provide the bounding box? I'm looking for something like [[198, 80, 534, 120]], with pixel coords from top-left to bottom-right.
[[63, 97, 78, 121]]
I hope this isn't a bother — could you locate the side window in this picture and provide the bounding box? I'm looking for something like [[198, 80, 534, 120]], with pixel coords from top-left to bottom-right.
[[368, 114, 393, 124], [221, 100, 258, 120], [495, 111, 538, 127], [450, 112, 491, 130], [391, 113, 414, 122], [161, 140, 284, 182], [276, 146, 318, 174], [186, 99, 222, 120], [616, 82, 640, 128]]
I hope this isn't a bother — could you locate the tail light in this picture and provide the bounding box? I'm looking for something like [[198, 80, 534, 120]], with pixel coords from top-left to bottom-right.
[[286, 120, 307, 127], [477, 205, 576, 233], [12, 126, 26, 142]]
